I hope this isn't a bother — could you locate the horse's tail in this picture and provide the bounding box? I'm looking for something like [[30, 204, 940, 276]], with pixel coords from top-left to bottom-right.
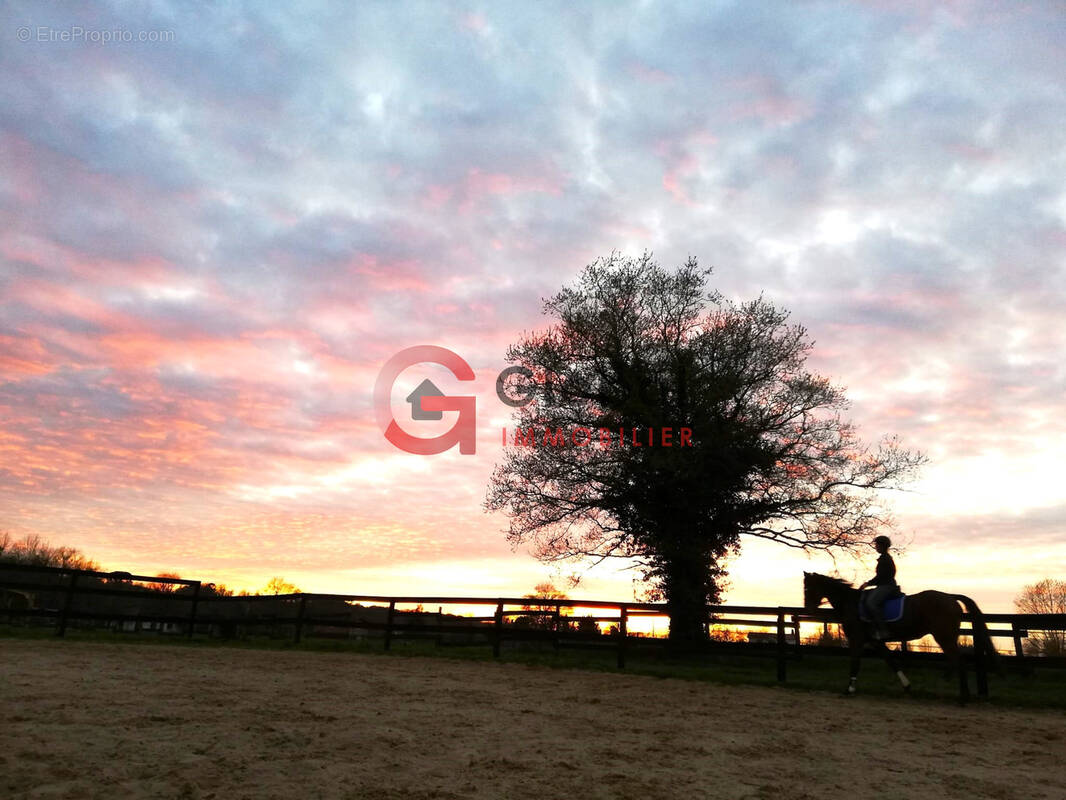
[[953, 594, 1003, 676]]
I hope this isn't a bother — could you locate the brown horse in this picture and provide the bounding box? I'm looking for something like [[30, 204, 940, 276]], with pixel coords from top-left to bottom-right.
[[803, 572, 997, 702]]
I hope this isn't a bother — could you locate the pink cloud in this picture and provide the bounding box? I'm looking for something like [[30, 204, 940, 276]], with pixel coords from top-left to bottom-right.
[[658, 131, 717, 206], [727, 75, 812, 125], [663, 154, 699, 206], [627, 61, 674, 84], [460, 12, 489, 34], [350, 255, 433, 292], [0, 232, 173, 285], [466, 167, 563, 199], [0, 335, 59, 375]]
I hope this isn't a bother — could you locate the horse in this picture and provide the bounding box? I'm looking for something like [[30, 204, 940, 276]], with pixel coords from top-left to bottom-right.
[[802, 571, 998, 702]]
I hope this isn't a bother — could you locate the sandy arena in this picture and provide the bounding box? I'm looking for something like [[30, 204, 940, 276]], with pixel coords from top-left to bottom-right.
[[2, 640, 1065, 799]]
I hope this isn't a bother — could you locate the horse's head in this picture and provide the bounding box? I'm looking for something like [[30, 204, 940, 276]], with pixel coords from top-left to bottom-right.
[[803, 571, 826, 612], [804, 572, 855, 612]]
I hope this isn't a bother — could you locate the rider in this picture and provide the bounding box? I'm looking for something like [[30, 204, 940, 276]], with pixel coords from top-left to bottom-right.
[[859, 535, 897, 640]]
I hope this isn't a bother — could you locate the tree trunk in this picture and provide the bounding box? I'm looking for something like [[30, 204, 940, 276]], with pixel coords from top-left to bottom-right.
[[663, 549, 711, 648]]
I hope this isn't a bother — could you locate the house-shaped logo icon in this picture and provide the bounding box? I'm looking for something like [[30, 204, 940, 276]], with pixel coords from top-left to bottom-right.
[[406, 378, 444, 421]]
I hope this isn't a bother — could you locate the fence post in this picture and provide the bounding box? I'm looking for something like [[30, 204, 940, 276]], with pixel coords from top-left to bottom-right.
[[56, 571, 78, 637], [776, 610, 787, 683], [384, 600, 395, 651], [293, 594, 308, 644], [1012, 621, 1025, 660], [553, 604, 561, 651], [186, 581, 201, 639], [791, 614, 802, 658], [617, 604, 628, 669], [493, 602, 503, 658], [436, 606, 443, 648]]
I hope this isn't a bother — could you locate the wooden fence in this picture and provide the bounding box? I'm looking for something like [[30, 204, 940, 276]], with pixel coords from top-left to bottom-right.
[[3, 562, 1065, 690]]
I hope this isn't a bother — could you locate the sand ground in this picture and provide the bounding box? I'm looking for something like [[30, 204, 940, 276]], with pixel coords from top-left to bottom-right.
[[2, 640, 1064, 800]]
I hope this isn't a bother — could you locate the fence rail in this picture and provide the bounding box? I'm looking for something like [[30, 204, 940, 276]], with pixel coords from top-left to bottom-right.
[[3, 562, 1065, 684]]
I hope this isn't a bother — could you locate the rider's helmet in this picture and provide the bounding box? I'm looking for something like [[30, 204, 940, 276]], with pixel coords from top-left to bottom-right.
[[873, 535, 892, 550]]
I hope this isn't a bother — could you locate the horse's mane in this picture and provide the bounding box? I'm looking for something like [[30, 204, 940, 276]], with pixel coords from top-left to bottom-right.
[[809, 573, 855, 591]]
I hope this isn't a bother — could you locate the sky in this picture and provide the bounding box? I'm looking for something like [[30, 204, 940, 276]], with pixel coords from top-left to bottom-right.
[[1, 0, 1064, 612]]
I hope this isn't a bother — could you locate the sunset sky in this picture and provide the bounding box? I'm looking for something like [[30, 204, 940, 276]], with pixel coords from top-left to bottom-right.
[[2, 1, 1064, 612]]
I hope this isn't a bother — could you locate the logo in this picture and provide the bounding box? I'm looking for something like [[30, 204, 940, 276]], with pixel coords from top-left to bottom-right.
[[376, 346, 693, 456], [374, 345, 477, 455]]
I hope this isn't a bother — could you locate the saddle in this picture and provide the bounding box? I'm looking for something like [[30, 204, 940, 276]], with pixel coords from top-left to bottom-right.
[[858, 589, 905, 623]]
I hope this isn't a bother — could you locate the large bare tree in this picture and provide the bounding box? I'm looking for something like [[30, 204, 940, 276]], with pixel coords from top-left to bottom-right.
[[486, 253, 925, 643]]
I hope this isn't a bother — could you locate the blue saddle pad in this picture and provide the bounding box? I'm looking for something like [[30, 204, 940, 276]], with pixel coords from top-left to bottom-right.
[[858, 593, 905, 623]]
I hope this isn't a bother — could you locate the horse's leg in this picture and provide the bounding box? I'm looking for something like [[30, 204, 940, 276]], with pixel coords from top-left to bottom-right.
[[936, 632, 969, 704], [957, 646, 969, 704], [876, 641, 911, 691], [846, 638, 863, 695]]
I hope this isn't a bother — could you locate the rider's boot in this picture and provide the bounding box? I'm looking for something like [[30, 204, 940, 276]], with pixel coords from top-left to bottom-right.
[[871, 608, 889, 641]]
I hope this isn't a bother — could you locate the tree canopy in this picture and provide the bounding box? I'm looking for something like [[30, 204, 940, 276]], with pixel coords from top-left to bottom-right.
[[261, 576, 301, 595], [486, 252, 924, 642]]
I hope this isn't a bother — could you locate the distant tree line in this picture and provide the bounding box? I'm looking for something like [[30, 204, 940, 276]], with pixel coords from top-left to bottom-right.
[[0, 532, 303, 599], [0, 531, 100, 571]]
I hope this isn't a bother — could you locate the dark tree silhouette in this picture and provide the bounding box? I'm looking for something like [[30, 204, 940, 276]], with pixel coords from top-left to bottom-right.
[[0, 532, 100, 571], [511, 581, 568, 630], [144, 572, 184, 594], [486, 253, 924, 644]]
